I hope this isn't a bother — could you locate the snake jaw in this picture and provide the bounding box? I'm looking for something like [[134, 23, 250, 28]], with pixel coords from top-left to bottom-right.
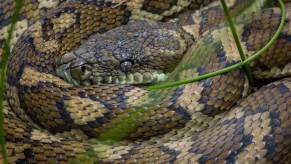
[[56, 62, 169, 86]]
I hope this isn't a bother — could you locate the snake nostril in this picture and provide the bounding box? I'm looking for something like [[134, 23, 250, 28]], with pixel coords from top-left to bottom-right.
[[120, 60, 134, 73], [81, 65, 87, 72]]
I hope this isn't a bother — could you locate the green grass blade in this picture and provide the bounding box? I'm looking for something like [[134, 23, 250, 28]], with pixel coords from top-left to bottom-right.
[[220, 0, 254, 87], [0, 0, 23, 163]]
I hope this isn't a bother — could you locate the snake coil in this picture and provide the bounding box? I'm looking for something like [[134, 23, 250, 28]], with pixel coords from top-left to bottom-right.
[[0, 0, 291, 163]]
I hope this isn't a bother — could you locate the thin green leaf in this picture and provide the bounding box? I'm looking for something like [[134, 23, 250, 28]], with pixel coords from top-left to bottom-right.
[[220, 0, 254, 87], [0, 0, 23, 163]]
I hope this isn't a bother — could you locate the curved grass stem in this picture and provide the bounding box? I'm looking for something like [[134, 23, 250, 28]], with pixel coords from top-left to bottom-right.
[[148, 0, 286, 90], [220, 0, 254, 87], [0, 0, 23, 163]]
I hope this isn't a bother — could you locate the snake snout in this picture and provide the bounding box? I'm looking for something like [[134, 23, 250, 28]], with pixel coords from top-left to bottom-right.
[[56, 52, 93, 86]]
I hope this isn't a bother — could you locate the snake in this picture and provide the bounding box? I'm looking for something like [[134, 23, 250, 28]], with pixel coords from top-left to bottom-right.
[[0, 0, 291, 163]]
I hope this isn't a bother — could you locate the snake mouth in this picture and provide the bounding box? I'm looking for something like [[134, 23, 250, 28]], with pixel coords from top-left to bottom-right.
[[88, 72, 168, 86], [56, 63, 168, 86]]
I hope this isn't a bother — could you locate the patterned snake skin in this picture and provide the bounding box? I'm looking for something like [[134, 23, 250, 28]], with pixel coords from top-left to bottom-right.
[[0, 0, 291, 163]]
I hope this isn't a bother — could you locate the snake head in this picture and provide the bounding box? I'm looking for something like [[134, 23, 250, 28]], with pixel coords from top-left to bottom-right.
[[56, 21, 193, 86]]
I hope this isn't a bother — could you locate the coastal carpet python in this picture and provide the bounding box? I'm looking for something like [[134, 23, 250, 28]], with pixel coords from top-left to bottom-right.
[[0, 0, 291, 163]]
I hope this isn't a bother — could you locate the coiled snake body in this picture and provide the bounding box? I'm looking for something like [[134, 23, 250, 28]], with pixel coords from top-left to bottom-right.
[[0, 0, 291, 163]]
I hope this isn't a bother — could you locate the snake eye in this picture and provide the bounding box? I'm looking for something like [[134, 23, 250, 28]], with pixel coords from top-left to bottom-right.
[[120, 60, 134, 73]]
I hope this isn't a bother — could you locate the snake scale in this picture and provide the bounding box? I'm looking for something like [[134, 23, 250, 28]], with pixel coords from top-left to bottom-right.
[[0, 0, 291, 163]]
